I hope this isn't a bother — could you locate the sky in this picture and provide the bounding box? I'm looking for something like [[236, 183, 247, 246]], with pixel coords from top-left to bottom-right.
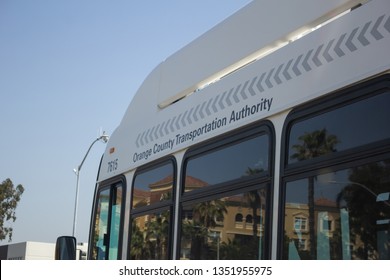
[[0, 0, 252, 245]]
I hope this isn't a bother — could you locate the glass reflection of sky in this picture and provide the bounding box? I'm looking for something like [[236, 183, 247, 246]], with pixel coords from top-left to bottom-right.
[[134, 163, 173, 191], [289, 92, 390, 163], [285, 161, 390, 206], [186, 135, 269, 187], [285, 170, 349, 205]]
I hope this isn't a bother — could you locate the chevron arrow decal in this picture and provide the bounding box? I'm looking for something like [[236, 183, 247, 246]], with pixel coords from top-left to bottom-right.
[[385, 14, 390, 33], [302, 50, 313, 71], [323, 39, 335, 62], [212, 94, 220, 113], [283, 59, 293, 80], [274, 64, 284, 84], [292, 55, 303, 76], [248, 77, 258, 96], [257, 72, 266, 92], [205, 98, 213, 116], [346, 28, 358, 51], [334, 33, 347, 57], [136, 14, 390, 147], [233, 84, 242, 103]]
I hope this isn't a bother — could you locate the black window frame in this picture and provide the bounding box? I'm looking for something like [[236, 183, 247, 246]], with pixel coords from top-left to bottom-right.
[[178, 120, 275, 260], [283, 74, 390, 174], [279, 74, 390, 259], [127, 156, 177, 260], [88, 175, 126, 260]]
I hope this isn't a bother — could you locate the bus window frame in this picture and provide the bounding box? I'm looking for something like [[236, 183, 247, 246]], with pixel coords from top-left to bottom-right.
[[88, 175, 126, 260], [282, 74, 390, 174], [181, 121, 274, 200], [127, 156, 177, 260], [178, 120, 275, 260], [278, 74, 390, 260]]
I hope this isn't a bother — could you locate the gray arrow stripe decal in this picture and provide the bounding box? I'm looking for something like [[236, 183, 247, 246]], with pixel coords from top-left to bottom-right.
[[283, 59, 293, 80], [257, 72, 266, 92], [302, 50, 313, 71], [346, 27, 358, 51], [205, 98, 213, 116], [334, 33, 347, 57], [323, 39, 335, 62], [371, 15, 385, 40], [249, 76, 258, 96], [240, 81, 249, 100], [312, 44, 324, 67], [225, 88, 234, 107], [233, 84, 242, 104]]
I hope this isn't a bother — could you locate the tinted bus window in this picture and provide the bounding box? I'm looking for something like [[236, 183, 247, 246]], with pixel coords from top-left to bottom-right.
[[130, 210, 171, 259], [283, 161, 390, 260], [288, 91, 390, 164], [282, 77, 390, 260], [90, 183, 123, 260], [129, 159, 175, 259], [180, 186, 268, 260], [132, 162, 174, 209], [181, 123, 273, 260], [184, 134, 269, 192]]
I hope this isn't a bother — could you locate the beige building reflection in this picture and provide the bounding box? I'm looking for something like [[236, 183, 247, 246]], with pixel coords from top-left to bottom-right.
[[285, 197, 390, 260], [131, 175, 267, 259]]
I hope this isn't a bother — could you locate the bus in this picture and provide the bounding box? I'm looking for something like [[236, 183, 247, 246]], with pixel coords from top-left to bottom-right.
[[58, 0, 390, 260]]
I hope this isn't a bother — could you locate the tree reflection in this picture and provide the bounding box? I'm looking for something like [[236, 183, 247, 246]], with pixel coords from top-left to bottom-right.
[[284, 160, 390, 259], [245, 167, 264, 241], [181, 185, 268, 259], [290, 128, 339, 259], [291, 128, 339, 161], [193, 199, 227, 228], [130, 211, 170, 260], [336, 161, 390, 259], [183, 199, 227, 259]]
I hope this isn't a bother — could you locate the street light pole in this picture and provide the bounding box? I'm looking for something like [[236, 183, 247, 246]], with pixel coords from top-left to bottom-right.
[[72, 132, 109, 237]]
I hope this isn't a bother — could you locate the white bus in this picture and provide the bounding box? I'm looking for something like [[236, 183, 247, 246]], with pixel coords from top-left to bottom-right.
[[58, 0, 390, 260]]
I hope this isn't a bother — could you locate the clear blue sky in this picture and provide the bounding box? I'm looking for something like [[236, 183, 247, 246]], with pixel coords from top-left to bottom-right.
[[0, 0, 251, 245]]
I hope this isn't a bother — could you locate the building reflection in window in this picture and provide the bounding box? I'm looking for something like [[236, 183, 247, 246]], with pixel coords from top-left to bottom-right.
[[283, 161, 390, 259], [180, 187, 268, 260], [130, 210, 170, 260], [129, 160, 174, 259]]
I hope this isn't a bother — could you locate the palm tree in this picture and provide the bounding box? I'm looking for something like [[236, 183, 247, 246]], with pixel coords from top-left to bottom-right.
[[291, 128, 339, 161], [129, 219, 145, 259], [181, 219, 209, 259], [193, 199, 227, 228], [144, 212, 170, 259], [244, 168, 264, 238], [243, 167, 267, 259], [188, 199, 227, 259], [290, 128, 339, 259], [336, 161, 390, 259]]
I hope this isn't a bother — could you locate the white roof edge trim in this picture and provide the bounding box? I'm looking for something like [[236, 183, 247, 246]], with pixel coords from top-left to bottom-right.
[[157, 0, 367, 109]]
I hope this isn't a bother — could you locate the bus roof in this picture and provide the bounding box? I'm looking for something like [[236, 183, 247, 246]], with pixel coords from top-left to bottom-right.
[[99, 0, 390, 182], [156, 0, 364, 109]]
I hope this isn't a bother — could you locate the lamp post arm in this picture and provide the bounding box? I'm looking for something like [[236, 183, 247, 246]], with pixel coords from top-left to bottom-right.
[[76, 138, 100, 174], [72, 133, 109, 237]]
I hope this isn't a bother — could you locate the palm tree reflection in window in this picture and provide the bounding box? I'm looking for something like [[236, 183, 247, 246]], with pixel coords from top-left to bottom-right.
[[182, 199, 227, 259], [181, 167, 268, 259], [130, 211, 170, 260], [335, 162, 390, 259], [290, 128, 339, 259]]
